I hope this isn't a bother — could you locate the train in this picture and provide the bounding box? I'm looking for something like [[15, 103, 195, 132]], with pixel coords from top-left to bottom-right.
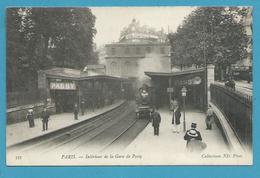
[[135, 84, 153, 119]]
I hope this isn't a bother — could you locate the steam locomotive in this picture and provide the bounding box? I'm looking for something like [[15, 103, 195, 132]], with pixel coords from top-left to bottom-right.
[[135, 84, 153, 119]]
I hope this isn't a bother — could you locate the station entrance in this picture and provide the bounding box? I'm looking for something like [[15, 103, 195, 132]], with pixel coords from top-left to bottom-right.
[[145, 69, 207, 110], [50, 90, 78, 113], [48, 80, 78, 113]]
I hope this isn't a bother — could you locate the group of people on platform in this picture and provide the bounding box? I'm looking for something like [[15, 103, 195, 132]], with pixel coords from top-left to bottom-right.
[[26, 106, 50, 131], [150, 99, 214, 152], [25, 97, 110, 132]]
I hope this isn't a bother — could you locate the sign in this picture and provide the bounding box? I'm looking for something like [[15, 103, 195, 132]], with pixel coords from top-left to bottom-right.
[[50, 82, 76, 90], [174, 76, 202, 86], [167, 87, 174, 93]]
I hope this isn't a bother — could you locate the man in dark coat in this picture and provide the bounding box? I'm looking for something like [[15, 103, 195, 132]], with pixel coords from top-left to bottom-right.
[[41, 107, 50, 131], [172, 100, 181, 133], [152, 108, 161, 136]]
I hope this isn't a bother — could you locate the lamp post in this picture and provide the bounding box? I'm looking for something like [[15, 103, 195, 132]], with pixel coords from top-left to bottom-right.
[[181, 86, 187, 132]]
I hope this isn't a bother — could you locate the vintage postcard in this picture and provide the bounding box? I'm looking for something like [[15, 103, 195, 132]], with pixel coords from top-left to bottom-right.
[[6, 6, 253, 165]]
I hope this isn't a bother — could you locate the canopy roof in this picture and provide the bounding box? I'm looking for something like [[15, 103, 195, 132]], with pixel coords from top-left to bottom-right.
[[145, 68, 205, 78], [43, 67, 128, 81]]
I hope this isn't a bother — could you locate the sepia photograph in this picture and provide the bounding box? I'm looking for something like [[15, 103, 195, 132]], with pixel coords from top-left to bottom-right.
[[6, 6, 253, 165]]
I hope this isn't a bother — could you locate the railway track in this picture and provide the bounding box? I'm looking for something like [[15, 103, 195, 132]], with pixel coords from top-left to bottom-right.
[[101, 119, 149, 152], [48, 104, 136, 153], [7, 101, 130, 153], [8, 101, 149, 155]]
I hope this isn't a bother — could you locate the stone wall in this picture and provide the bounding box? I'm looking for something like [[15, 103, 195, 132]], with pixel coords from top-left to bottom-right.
[[7, 103, 56, 125]]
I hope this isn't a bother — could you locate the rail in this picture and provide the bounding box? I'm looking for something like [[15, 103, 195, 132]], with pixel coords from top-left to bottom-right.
[[210, 84, 252, 148]]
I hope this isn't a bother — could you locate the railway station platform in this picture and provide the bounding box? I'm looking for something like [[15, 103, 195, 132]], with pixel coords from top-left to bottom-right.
[[124, 108, 250, 165], [6, 100, 125, 147]]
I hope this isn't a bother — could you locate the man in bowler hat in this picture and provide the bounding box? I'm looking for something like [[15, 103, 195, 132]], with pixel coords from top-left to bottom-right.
[[152, 107, 161, 136]]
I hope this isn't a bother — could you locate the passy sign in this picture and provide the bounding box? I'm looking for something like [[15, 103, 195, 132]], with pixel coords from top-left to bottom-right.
[[174, 76, 202, 86], [50, 82, 76, 90]]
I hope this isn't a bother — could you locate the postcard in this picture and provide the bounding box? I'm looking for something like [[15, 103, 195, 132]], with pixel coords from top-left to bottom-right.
[[6, 6, 253, 165]]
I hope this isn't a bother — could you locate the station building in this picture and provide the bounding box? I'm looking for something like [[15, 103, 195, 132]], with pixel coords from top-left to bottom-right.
[[145, 65, 215, 110], [38, 67, 131, 113], [104, 19, 171, 86]]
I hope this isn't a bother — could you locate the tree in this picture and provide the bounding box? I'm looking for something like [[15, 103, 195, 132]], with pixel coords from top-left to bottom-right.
[[168, 7, 249, 79], [6, 8, 29, 92], [6, 8, 97, 92]]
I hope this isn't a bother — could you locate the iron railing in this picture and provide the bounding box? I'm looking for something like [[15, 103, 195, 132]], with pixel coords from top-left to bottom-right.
[[210, 84, 252, 148]]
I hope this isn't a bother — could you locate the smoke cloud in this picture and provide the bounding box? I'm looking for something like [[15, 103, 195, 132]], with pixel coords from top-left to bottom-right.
[[136, 53, 170, 88]]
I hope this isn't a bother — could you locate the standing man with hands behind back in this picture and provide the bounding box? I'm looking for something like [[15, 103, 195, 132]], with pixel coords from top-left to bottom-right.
[[41, 107, 50, 131], [152, 107, 161, 136], [171, 100, 181, 133]]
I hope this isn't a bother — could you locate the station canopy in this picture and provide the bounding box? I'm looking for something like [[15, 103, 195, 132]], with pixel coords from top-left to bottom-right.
[[145, 68, 205, 78], [43, 67, 128, 81], [145, 68, 205, 86]]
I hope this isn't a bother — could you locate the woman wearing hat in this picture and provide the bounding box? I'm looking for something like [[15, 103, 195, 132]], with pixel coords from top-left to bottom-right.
[[26, 109, 35, 128], [184, 123, 202, 143], [184, 123, 206, 152]]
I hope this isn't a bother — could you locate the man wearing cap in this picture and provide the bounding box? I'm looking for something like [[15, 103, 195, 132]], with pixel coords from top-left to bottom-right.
[[41, 107, 50, 131], [171, 100, 181, 133], [152, 107, 161, 136]]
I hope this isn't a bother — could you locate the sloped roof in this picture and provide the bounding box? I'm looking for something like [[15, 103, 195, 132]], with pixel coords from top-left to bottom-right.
[[145, 68, 205, 78], [43, 67, 128, 81]]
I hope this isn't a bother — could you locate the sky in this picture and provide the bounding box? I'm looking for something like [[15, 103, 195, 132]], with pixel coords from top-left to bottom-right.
[[90, 7, 195, 48]]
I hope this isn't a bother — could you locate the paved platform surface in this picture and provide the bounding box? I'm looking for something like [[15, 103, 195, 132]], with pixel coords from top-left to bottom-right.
[[6, 100, 125, 147], [124, 108, 236, 164], [127, 108, 227, 152]]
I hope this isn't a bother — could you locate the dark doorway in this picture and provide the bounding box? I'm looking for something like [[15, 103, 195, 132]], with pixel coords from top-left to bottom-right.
[[50, 90, 77, 113]]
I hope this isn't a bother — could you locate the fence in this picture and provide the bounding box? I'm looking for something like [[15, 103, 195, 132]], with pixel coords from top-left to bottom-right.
[[7, 90, 42, 108], [210, 84, 252, 148]]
